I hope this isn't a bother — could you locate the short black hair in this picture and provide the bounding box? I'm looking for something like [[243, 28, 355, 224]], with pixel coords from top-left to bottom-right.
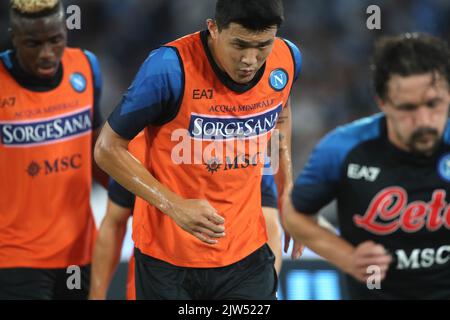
[[371, 33, 450, 99], [215, 0, 284, 32]]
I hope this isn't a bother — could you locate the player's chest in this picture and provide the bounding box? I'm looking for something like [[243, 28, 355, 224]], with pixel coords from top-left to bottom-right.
[[338, 149, 450, 236]]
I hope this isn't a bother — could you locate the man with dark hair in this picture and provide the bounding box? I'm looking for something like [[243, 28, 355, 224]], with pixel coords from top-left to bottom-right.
[[284, 33, 450, 299], [0, 0, 105, 299], [95, 0, 302, 300]]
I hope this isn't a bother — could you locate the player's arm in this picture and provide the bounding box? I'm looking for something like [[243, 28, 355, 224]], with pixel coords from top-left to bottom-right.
[[283, 132, 391, 283], [94, 48, 225, 245], [273, 99, 303, 258], [273, 39, 304, 257], [84, 50, 109, 188], [284, 201, 391, 283], [95, 124, 225, 244], [274, 99, 293, 203], [92, 128, 109, 188], [89, 184, 132, 300]]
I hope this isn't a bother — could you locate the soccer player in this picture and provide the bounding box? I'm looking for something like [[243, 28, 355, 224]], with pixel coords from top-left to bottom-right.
[[284, 33, 450, 299], [95, 0, 302, 299], [0, 0, 105, 299]]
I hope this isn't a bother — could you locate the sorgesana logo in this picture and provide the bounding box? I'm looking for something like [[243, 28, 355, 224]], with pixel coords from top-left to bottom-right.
[[0, 107, 92, 147], [188, 103, 282, 140]]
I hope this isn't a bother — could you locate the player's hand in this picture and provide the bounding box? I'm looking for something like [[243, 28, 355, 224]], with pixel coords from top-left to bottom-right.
[[291, 239, 304, 260], [167, 198, 225, 245], [282, 233, 304, 259], [283, 232, 291, 253], [279, 192, 301, 256], [348, 241, 392, 283]]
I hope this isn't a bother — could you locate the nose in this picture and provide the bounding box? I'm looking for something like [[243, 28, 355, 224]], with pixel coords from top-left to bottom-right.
[[38, 43, 55, 61], [414, 106, 433, 127], [240, 49, 258, 67]]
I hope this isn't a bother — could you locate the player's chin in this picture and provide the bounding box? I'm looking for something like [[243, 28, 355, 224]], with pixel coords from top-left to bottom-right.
[[233, 72, 255, 84], [410, 139, 439, 156]]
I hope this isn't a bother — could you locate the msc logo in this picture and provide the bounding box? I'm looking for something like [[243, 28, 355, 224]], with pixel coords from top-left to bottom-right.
[[269, 69, 288, 91], [0, 107, 92, 148], [396, 245, 450, 270], [205, 153, 261, 174], [205, 157, 221, 174], [26, 161, 41, 177], [70, 73, 87, 93], [26, 154, 82, 177], [189, 103, 281, 141], [438, 153, 450, 182]]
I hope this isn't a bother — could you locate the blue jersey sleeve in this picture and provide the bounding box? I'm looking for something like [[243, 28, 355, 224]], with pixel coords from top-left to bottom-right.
[[444, 119, 450, 144], [291, 133, 342, 214], [291, 114, 383, 214], [108, 47, 183, 140], [84, 50, 103, 129], [0, 50, 13, 70], [261, 174, 278, 209], [108, 178, 135, 209], [282, 39, 302, 82]]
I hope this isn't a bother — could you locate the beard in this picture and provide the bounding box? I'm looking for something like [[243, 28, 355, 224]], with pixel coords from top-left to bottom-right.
[[407, 127, 441, 156]]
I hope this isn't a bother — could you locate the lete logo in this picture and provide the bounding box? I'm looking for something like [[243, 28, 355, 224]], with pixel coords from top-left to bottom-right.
[[353, 187, 450, 235]]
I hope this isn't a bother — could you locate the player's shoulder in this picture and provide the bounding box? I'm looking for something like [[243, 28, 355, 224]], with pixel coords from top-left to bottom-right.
[[139, 46, 182, 76], [277, 37, 302, 80], [0, 50, 13, 71], [166, 31, 201, 48], [61, 47, 97, 67], [62, 47, 87, 58], [279, 37, 301, 54], [317, 113, 384, 155], [61, 47, 98, 64], [81, 48, 99, 64]]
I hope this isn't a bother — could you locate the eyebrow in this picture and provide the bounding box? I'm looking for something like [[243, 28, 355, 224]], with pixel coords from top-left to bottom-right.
[[395, 103, 417, 110], [23, 32, 64, 41], [231, 38, 274, 47], [395, 97, 443, 109], [427, 97, 443, 104]]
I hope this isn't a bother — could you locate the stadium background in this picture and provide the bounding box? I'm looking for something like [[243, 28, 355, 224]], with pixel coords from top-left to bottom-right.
[[1, 0, 449, 299]]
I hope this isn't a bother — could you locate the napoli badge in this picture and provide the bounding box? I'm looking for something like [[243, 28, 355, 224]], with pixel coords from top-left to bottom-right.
[[70, 72, 87, 93], [438, 153, 450, 182], [269, 68, 288, 91]]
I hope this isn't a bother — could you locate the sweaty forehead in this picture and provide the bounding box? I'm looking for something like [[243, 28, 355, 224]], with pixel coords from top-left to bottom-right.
[[226, 23, 277, 43], [387, 73, 447, 104]]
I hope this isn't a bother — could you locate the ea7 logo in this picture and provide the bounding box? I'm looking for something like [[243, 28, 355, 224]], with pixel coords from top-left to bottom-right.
[[347, 164, 380, 182], [0, 97, 16, 108], [193, 89, 213, 100]]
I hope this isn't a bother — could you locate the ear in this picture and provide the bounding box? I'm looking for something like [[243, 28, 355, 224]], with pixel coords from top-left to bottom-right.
[[9, 28, 18, 48], [375, 95, 387, 113], [206, 19, 219, 40]]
